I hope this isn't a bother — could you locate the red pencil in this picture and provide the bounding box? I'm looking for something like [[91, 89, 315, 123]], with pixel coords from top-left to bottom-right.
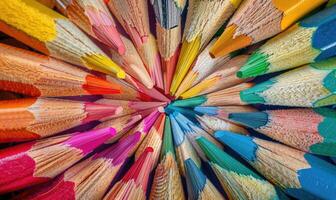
[[17, 129, 141, 200], [103, 147, 154, 200], [0, 127, 116, 194]]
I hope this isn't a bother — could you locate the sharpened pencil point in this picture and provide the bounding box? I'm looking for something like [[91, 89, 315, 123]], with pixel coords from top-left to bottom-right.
[[214, 130, 257, 162], [210, 25, 252, 58], [171, 96, 207, 107], [229, 112, 268, 129], [237, 52, 270, 78]]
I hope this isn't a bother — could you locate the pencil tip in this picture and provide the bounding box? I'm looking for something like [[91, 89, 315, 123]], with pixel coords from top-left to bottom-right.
[[237, 52, 270, 78], [170, 37, 201, 95], [84, 75, 121, 95], [171, 96, 207, 107], [229, 112, 269, 129], [194, 106, 218, 116], [214, 130, 257, 162], [239, 80, 274, 104], [210, 25, 252, 58]]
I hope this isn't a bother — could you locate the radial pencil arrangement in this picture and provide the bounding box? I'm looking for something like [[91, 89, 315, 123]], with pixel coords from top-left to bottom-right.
[[0, 0, 336, 199]]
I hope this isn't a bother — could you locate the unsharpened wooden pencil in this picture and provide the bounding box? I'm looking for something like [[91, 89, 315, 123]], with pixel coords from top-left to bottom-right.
[[240, 59, 336, 107], [17, 129, 139, 200], [172, 83, 254, 107], [239, 5, 336, 78], [0, 43, 121, 97], [197, 136, 282, 200], [229, 108, 336, 156], [0, 97, 121, 143], [210, 0, 327, 58], [151, 0, 186, 94], [215, 130, 336, 200], [0, 127, 116, 194], [103, 147, 154, 200], [0, 0, 125, 78], [175, 39, 232, 97], [180, 55, 249, 99], [170, 0, 242, 95], [107, 0, 164, 89], [149, 116, 186, 200]]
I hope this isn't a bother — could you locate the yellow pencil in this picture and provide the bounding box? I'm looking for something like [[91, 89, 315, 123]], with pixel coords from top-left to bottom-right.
[[170, 0, 242, 95], [0, 0, 125, 78]]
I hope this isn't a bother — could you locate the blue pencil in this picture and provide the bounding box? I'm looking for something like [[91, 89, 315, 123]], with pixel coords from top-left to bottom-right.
[[184, 158, 224, 200], [215, 130, 336, 200], [170, 113, 201, 176]]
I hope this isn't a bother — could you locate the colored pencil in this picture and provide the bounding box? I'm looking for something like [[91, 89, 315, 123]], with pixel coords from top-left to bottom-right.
[[170, 113, 201, 176], [0, 91, 21, 101], [0, 98, 121, 143], [194, 105, 257, 120], [118, 74, 171, 102], [0, 43, 121, 97], [0, 127, 116, 194], [120, 109, 161, 155], [215, 131, 336, 200], [0, 0, 125, 78], [229, 108, 336, 156], [196, 115, 249, 135], [175, 39, 231, 97], [103, 147, 154, 200], [149, 116, 186, 200], [135, 114, 165, 169], [180, 55, 249, 99], [105, 75, 169, 102], [210, 0, 327, 58], [239, 5, 336, 78], [165, 104, 200, 125], [240, 59, 336, 107], [17, 131, 140, 200], [55, 0, 125, 53], [95, 98, 167, 120], [184, 158, 225, 200], [170, 0, 242, 95], [109, 35, 154, 89], [37, 0, 55, 8], [151, 0, 186, 94], [107, 0, 164, 89], [172, 111, 223, 161], [94, 111, 150, 143], [55, 0, 154, 88], [172, 83, 254, 107], [197, 136, 281, 200]]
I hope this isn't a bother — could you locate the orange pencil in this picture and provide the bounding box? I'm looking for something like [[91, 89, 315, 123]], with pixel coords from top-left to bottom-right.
[[0, 97, 121, 143]]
